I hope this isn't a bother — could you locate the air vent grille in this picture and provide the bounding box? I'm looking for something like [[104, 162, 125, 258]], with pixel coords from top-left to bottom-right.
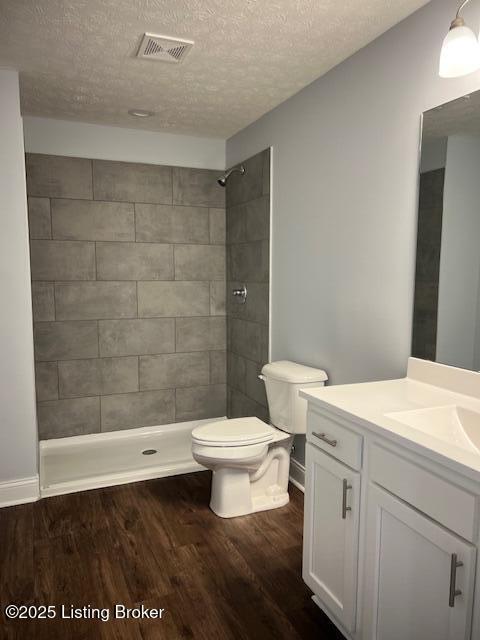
[[137, 33, 194, 64]]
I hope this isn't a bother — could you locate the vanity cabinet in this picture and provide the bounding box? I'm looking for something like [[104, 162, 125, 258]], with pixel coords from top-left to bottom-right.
[[363, 483, 476, 640], [303, 401, 480, 640], [303, 442, 361, 633]]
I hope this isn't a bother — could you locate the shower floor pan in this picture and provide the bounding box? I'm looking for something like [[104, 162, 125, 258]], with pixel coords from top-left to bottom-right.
[[40, 418, 220, 498]]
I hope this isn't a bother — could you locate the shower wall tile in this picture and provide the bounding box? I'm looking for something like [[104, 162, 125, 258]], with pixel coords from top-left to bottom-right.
[[37, 397, 100, 439], [226, 148, 270, 421], [209, 208, 226, 244], [96, 242, 173, 281], [173, 167, 225, 208], [27, 153, 226, 438], [58, 356, 138, 398], [28, 197, 51, 239], [31, 282, 55, 321], [101, 390, 175, 431], [26, 154, 93, 199], [54, 282, 137, 320], [210, 281, 226, 316], [30, 240, 96, 281], [51, 199, 135, 241], [35, 362, 58, 402], [210, 351, 226, 384], [137, 281, 209, 318], [99, 318, 175, 357], [174, 244, 226, 281], [176, 317, 226, 352], [135, 204, 209, 244], [93, 160, 172, 204], [34, 321, 99, 361], [175, 384, 227, 422], [139, 352, 210, 390]]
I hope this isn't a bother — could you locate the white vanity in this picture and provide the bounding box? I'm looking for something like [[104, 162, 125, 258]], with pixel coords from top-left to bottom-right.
[[301, 358, 480, 640]]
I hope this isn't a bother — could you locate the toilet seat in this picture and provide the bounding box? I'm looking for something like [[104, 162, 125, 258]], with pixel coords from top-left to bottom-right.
[[192, 417, 276, 447]]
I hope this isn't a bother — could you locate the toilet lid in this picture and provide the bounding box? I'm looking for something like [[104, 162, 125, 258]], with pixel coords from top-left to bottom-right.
[[192, 417, 276, 447]]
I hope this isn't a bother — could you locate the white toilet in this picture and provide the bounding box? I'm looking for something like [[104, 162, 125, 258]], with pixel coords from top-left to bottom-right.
[[191, 360, 327, 518]]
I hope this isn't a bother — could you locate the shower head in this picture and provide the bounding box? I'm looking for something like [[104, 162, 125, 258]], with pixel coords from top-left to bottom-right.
[[217, 165, 245, 187]]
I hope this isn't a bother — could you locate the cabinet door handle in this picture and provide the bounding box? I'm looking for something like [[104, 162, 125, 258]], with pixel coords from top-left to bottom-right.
[[342, 478, 352, 519], [312, 431, 337, 447], [449, 553, 463, 607]]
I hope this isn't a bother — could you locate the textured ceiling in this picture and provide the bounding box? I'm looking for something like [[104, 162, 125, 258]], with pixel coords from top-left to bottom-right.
[[423, 89, 480, 141], [0, 0, 429, 138]]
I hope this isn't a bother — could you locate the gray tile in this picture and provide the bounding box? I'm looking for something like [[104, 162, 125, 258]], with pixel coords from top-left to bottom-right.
[[37, 397, 100, 439], [174, 245, 225, 281], [262, 148, 270, 196], [230, 318, 262, 361], [210, 281, 226, 316], [101, 390, 175, 431], [226, 152, 264, 207], [227, 281, 269, 324], [34, 321, 98, 361], [55, 282, 137, 320], [93, 160, 172, 204], [228, 241, 269, 283], [244, 196, 269, 242], [96, 242, 173, 281], [139, 352, 209, 390], [28, 197, 51, 239], [227, 352, 246, 393], [228, 388, 268, 422], [210, 351, 226, 384], [58, 356, 138, 398], [138, 281, 209, 318], [35, 362, 58, 401], [226, 203, 245, 244], [176, 384, 226, 422], [135, 204, 209, 244], [31, 282, 55, 321], [30, 240, 95, 281], [245, 359, 268, 407], [173, 167, 225, 208], [51, 199, 135, 241], [99, 318, 175, 357], [176, 317, 226, 352], [26, 154, 93, 199], [209, 208, 226, 244], [261, 323, 269, 363]]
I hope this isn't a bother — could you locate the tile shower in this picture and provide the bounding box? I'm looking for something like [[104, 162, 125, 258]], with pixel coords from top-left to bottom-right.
[[26, 153, 227, 440], [26, 149, 270, 494]]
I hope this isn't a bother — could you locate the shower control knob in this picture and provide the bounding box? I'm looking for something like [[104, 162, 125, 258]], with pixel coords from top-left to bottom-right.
[[232, 285, 247, 304]]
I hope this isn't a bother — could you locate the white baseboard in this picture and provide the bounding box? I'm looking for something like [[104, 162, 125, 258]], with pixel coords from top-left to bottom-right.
[[0, 475, 40, 508], [289, 458, 305, 492]]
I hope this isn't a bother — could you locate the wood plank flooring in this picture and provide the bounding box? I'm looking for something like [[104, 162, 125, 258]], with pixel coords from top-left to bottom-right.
[[0, 471, 345, 640]]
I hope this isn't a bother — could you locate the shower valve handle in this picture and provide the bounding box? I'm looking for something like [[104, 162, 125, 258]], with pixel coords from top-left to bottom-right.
[[232, 285, 247, 304]]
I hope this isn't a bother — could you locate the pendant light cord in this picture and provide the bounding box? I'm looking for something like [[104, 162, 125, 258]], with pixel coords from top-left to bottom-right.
[[457, 0, 472, 19]]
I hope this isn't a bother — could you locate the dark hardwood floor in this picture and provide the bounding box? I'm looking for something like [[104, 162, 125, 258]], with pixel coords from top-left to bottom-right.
[[0, 471, 345, 640]]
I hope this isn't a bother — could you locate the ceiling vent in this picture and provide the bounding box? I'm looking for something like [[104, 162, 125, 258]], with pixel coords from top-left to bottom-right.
[[137, 33, 194, 64]]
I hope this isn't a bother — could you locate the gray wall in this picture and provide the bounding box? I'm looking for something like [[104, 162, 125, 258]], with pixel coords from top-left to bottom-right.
[[26, 153, 227, 439], [226, 0, 480, 465], [226, 149, 270, 421]]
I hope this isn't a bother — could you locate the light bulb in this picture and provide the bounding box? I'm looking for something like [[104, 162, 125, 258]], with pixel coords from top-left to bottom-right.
[[439, 19, 480, 78]]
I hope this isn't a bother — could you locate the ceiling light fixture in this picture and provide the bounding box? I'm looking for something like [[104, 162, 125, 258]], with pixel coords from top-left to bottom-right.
[[128, 109, 155, 118], [439, 0, 480, 78]]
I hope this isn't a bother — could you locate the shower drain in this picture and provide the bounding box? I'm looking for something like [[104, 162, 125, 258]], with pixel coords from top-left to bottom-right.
[[142, 449, 157, 455]]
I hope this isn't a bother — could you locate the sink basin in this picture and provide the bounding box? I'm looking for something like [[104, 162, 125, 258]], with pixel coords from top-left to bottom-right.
[[385, 405, 480, 453]]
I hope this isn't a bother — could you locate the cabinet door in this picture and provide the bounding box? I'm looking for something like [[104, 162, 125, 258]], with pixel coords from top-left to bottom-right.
[[303, 442, 361, 633], [363, 483, 476, 640]]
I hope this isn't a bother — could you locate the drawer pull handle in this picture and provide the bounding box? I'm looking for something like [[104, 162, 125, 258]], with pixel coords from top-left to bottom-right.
[[342, 478, 352, 519], [449, 553, 463, 607], [313, 432, 337, 447]]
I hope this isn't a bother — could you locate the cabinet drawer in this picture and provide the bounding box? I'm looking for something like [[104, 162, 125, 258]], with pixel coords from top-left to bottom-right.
[[307, 410, 363, 470], [370, 444, 477, 542]]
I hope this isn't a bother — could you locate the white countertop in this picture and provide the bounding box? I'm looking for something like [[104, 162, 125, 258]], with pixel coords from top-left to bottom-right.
[[300, 371, 480, 483]]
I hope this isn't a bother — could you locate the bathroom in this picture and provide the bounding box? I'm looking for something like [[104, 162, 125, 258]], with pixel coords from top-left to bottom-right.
[[3, 0, 480, 638]]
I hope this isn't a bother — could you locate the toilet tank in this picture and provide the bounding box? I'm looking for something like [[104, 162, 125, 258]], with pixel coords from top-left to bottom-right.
[[261, 361, 328, 434]]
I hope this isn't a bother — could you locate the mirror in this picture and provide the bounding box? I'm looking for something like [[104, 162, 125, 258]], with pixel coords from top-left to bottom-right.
[[413, 90, 480, 371]]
